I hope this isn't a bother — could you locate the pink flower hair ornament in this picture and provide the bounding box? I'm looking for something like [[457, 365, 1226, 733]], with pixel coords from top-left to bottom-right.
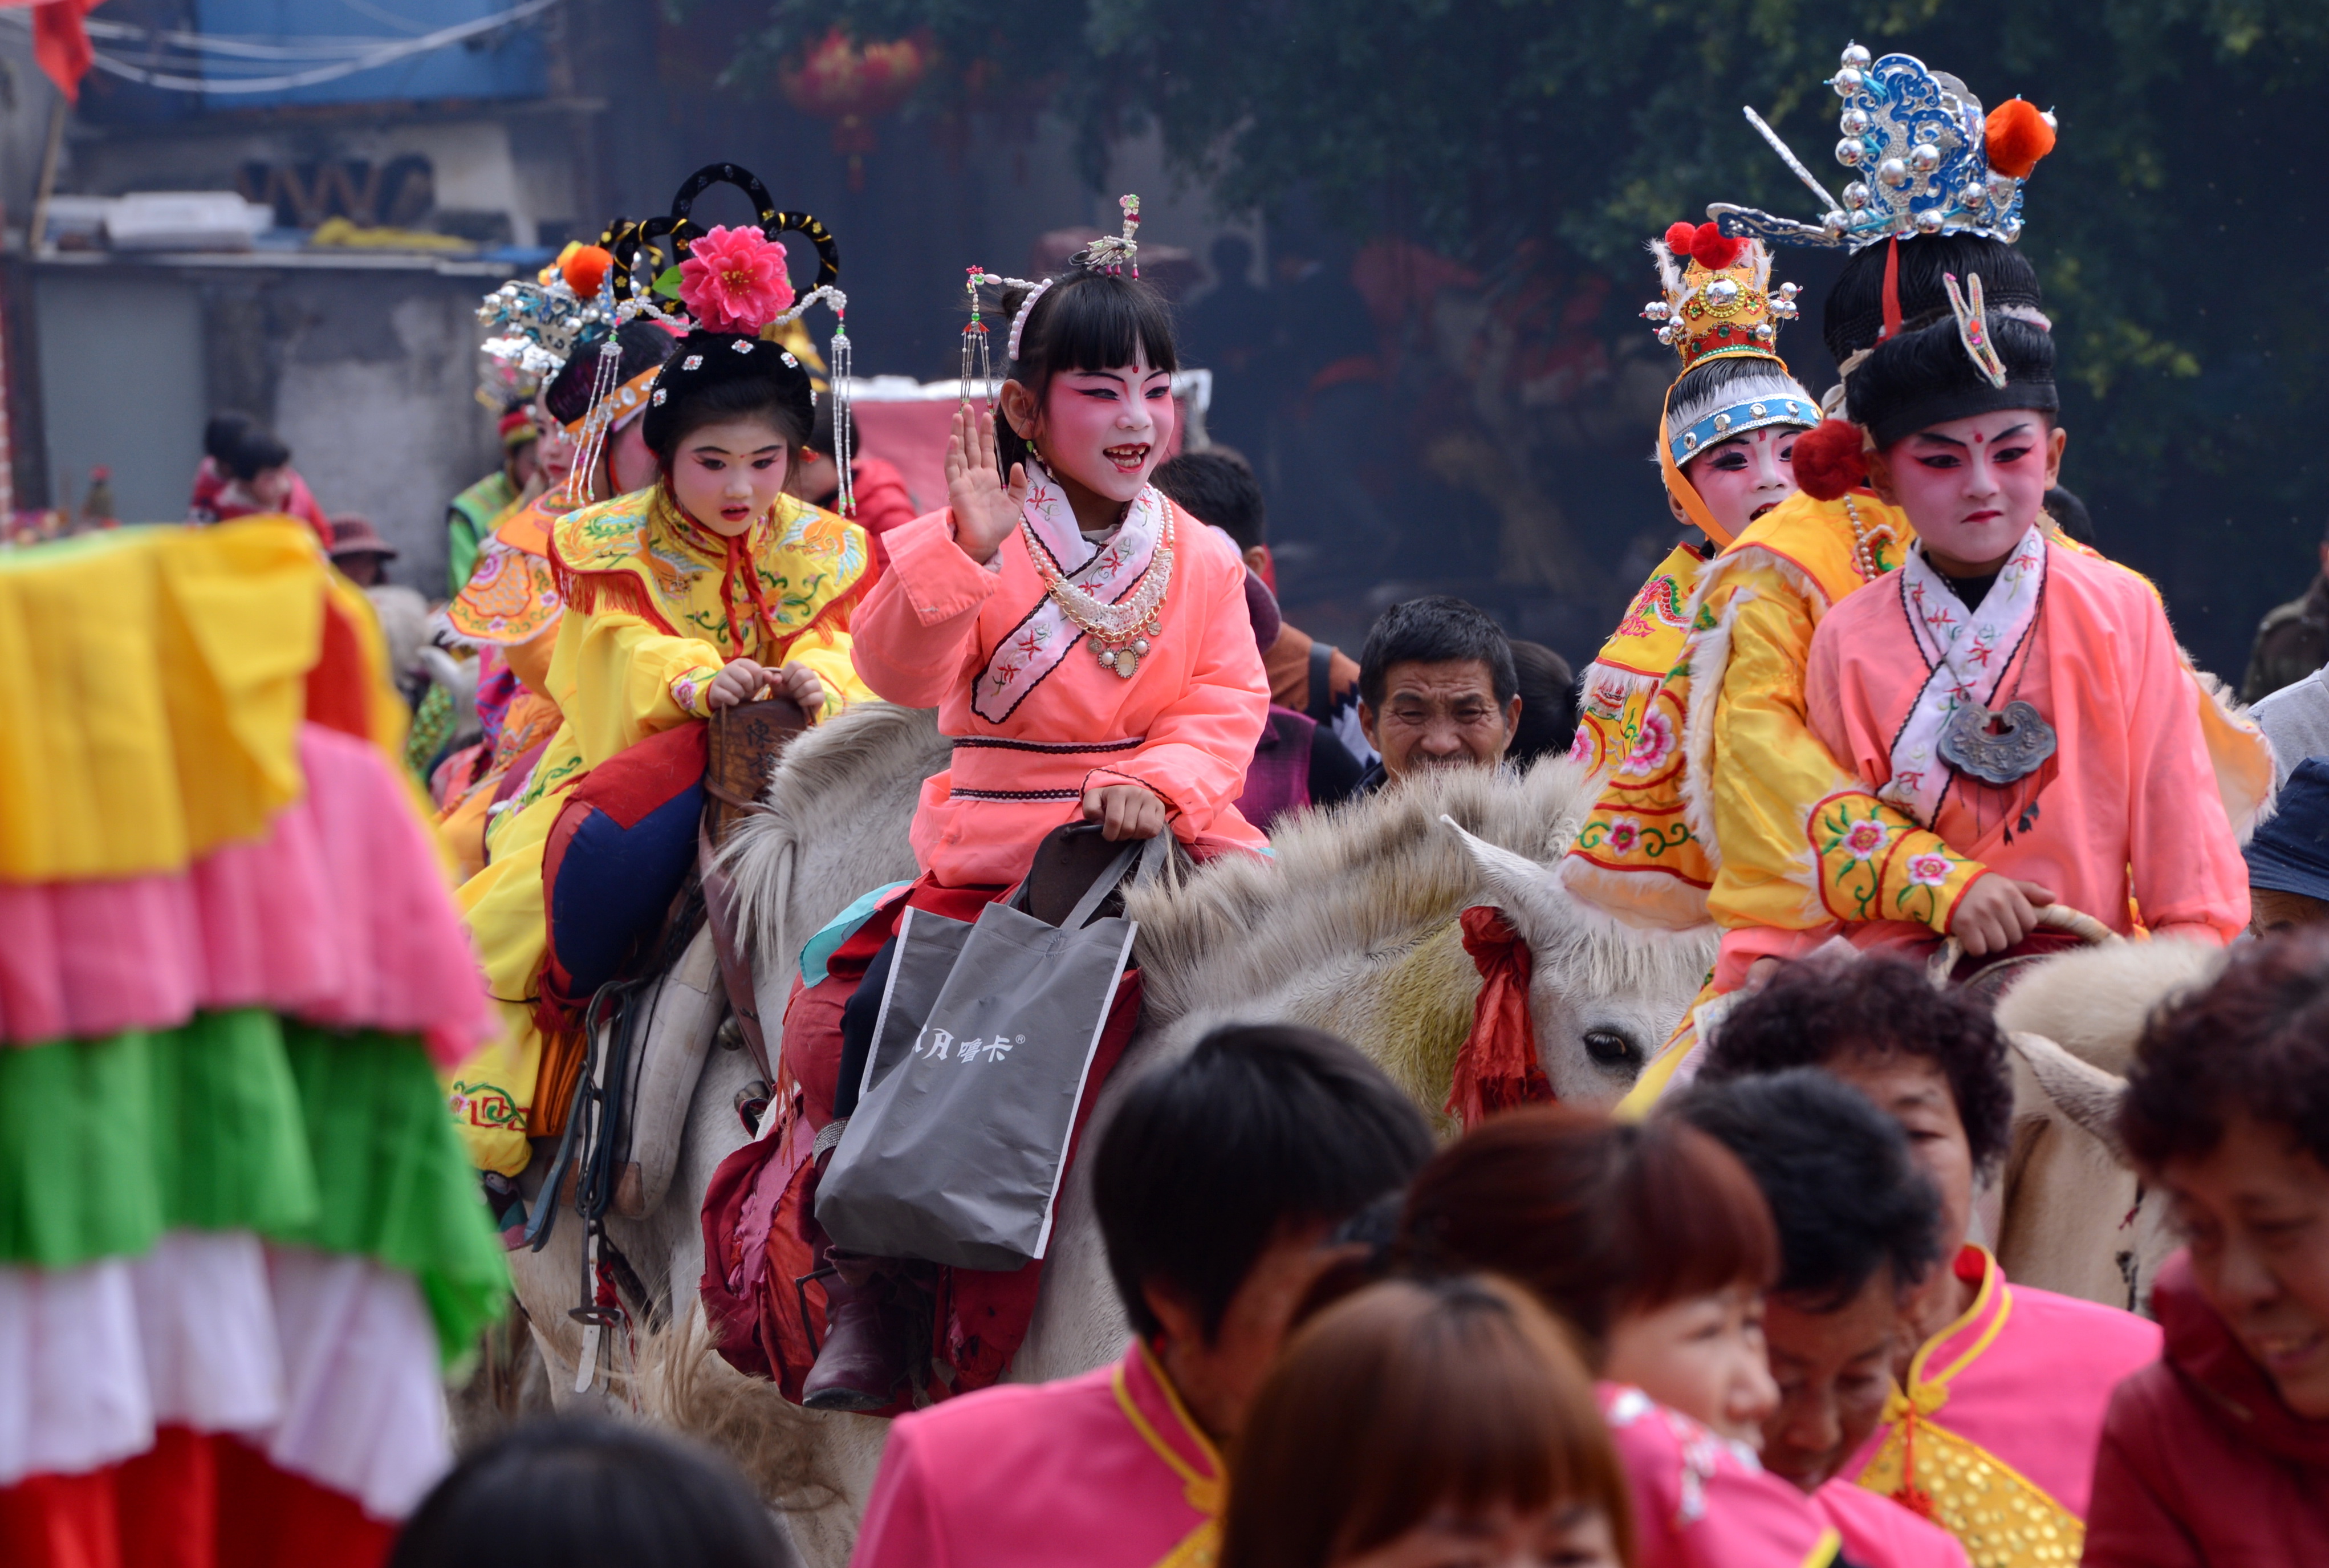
[[678, 225, 797, 335]]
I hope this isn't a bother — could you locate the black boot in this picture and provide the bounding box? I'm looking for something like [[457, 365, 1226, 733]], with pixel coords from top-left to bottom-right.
[[802, 1253, 910, 1412]]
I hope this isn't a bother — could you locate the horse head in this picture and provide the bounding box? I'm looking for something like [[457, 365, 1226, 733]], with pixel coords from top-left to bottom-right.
[[1442, 818, 1715, 1109]]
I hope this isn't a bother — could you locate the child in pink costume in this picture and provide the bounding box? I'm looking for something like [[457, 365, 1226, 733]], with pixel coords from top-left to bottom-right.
[[1799, 286, 2247, 960], [850, 230, 1269, 884], [795, 213, 1269, 1415]]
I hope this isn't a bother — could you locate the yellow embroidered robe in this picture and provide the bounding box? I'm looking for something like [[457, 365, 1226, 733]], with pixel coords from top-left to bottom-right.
[[448, 485, 874, 1172]]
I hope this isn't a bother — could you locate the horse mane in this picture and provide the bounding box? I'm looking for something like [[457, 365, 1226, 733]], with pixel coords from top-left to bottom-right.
[[720, 701, 952, 976], [1126, 757, 1595, 1029]]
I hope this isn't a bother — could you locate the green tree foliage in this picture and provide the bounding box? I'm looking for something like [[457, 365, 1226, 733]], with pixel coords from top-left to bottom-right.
[[709, 0, 2329, 664]]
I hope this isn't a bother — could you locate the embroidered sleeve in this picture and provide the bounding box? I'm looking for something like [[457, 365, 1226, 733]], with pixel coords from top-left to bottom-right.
[[1706, 571, 1987, 937], [1562, 671, 1720, 931], [1804, 791, 1987, 931], [669, 661, 722, 720]]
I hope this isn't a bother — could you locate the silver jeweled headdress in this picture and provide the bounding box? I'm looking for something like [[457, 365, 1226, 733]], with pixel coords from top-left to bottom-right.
[[1710, 43, 2050, 251]]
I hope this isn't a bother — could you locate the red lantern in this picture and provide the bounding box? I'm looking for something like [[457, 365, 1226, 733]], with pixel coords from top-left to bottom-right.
[[780, 29, 931, 190]]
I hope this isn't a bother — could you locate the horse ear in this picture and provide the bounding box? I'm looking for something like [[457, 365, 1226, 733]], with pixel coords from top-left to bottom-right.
[[1441, 815, 1560, 932], [2010, 1030, 2129, 1162]]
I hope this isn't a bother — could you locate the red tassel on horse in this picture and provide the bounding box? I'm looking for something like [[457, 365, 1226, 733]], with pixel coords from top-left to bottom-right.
[[1447, 906, 1555, 1130]]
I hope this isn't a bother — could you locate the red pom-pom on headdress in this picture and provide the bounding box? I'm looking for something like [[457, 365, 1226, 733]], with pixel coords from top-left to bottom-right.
[[1791, 419, 1869, 502], [1689, 221, 1749, 273], [561, 244, 612, 300], [1664, 221, 1700, 257], [1984, 99, 2056, 180]]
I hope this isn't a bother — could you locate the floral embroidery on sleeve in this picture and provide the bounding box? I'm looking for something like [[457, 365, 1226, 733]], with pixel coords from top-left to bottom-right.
[[670, 663, 721, 720], [1808, 791, 1982, 932]]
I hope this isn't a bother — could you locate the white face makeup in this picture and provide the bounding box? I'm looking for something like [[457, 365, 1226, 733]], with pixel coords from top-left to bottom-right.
[[1003, 345, 1177, 520], [1677, 425, 1802, 539], [668, 416, 794, 538]]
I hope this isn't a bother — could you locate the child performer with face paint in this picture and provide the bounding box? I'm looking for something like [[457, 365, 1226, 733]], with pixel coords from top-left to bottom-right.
[[1797, 285, 2249, 960], [1570, 224, 1819, 779], [1556, 47, 2271, 1110], [450, 182, 874, 1178], [851, 201, 1270, 882], [782, 202, 1270, 1413]]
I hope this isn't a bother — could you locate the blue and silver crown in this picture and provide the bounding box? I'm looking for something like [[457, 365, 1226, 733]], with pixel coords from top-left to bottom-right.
[[474, 275, 611, 403], [1708, 43, 2048, 251]]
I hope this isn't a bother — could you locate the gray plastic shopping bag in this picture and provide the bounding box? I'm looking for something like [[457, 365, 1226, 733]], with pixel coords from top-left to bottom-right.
[[815, 836, 1159, 1270]]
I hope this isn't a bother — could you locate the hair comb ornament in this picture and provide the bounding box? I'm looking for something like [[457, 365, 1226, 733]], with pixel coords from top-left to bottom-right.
[[1943, 271, 2010, 388], [958, 193, 1150, 404], [588, 163, 859, 515], [1708, 44, 2056, 251]]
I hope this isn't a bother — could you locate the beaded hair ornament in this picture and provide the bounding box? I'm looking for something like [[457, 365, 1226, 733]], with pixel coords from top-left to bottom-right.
[[960, 194, 1142, 404], [575, 163, 856, 513], [1708, 43, 2057, 252]]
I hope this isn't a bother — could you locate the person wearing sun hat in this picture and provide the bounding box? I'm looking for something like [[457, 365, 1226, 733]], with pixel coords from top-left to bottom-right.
[[446, 165, 874, 1179], [2246, 757, 2329, 931]]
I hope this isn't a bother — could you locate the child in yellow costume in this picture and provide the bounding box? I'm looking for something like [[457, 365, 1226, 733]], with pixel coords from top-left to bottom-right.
[[437, 269, 680, 880], [1556, 47, 2273, 1110], [1569, 220, 1819, 789], [451, 204, 875, 1174]]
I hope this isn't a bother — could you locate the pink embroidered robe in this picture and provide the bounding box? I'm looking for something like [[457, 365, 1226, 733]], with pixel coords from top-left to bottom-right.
[[851, 1344, 1222, 1568], [1599, 1384, 1842, 1568], [1804, 539, 2249, 950], [850, 502, 1270, 888], [1844, 1246, 2162, 1567]]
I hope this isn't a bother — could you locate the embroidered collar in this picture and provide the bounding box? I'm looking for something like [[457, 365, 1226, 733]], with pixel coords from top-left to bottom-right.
[[1114, 1342, 1224, 1509], [972, 457, 1170, 724], [1882, 527, 2047, 827], [1896, 1244, 2013, 1418]]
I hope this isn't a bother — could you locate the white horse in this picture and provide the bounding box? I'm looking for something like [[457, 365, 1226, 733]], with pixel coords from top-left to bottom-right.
[[495, 701, 1713, 1566], [1990, 938, 2226, 1314]]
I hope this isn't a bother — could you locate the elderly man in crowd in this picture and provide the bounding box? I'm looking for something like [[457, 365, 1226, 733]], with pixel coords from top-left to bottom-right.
[[1355, 594, 1522, 791]]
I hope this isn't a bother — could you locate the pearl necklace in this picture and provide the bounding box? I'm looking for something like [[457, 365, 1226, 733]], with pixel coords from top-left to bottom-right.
[[1842, 493, 1889, 582], [1025, 507, 1175, 679]]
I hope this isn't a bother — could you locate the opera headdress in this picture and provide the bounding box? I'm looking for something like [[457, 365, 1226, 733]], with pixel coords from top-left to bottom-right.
[[1709, 43, 2058, 252]]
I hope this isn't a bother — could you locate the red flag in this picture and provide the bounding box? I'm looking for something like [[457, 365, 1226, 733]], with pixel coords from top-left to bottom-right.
[[10, 0, 103, 101], [1446, 905, 1557, 1130]]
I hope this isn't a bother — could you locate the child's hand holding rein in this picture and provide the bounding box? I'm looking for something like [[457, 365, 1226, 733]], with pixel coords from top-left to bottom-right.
[[944, 401, 1030, 565], [1082, 781, 1167, 842], [706, 657, 825, 720]]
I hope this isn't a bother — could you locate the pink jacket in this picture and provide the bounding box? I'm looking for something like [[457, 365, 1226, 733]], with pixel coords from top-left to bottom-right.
[[851, 500, 1270, 888], [2083, 1251, 2329, 1566], [1806, 541, 2248, 946], [851, 1345, 1221, 1568], [1599, 1386, 1842, 1568]]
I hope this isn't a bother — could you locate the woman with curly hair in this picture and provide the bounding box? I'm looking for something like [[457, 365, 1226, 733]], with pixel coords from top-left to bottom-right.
[[2086, 929, 2329, 1564], [1702, 953, 2160, 1566]]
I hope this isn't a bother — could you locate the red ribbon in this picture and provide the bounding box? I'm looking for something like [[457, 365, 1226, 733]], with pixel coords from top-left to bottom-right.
[[1447, 906, 1557, 1130]]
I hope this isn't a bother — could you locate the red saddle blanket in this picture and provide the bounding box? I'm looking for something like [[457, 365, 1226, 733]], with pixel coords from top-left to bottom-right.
[[699, 880, 1143, 1413]]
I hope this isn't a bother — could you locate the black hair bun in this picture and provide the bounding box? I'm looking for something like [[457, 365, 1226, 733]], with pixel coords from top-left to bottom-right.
[[640, 328, 816, 457], [1847, 313, 2056, 450]]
